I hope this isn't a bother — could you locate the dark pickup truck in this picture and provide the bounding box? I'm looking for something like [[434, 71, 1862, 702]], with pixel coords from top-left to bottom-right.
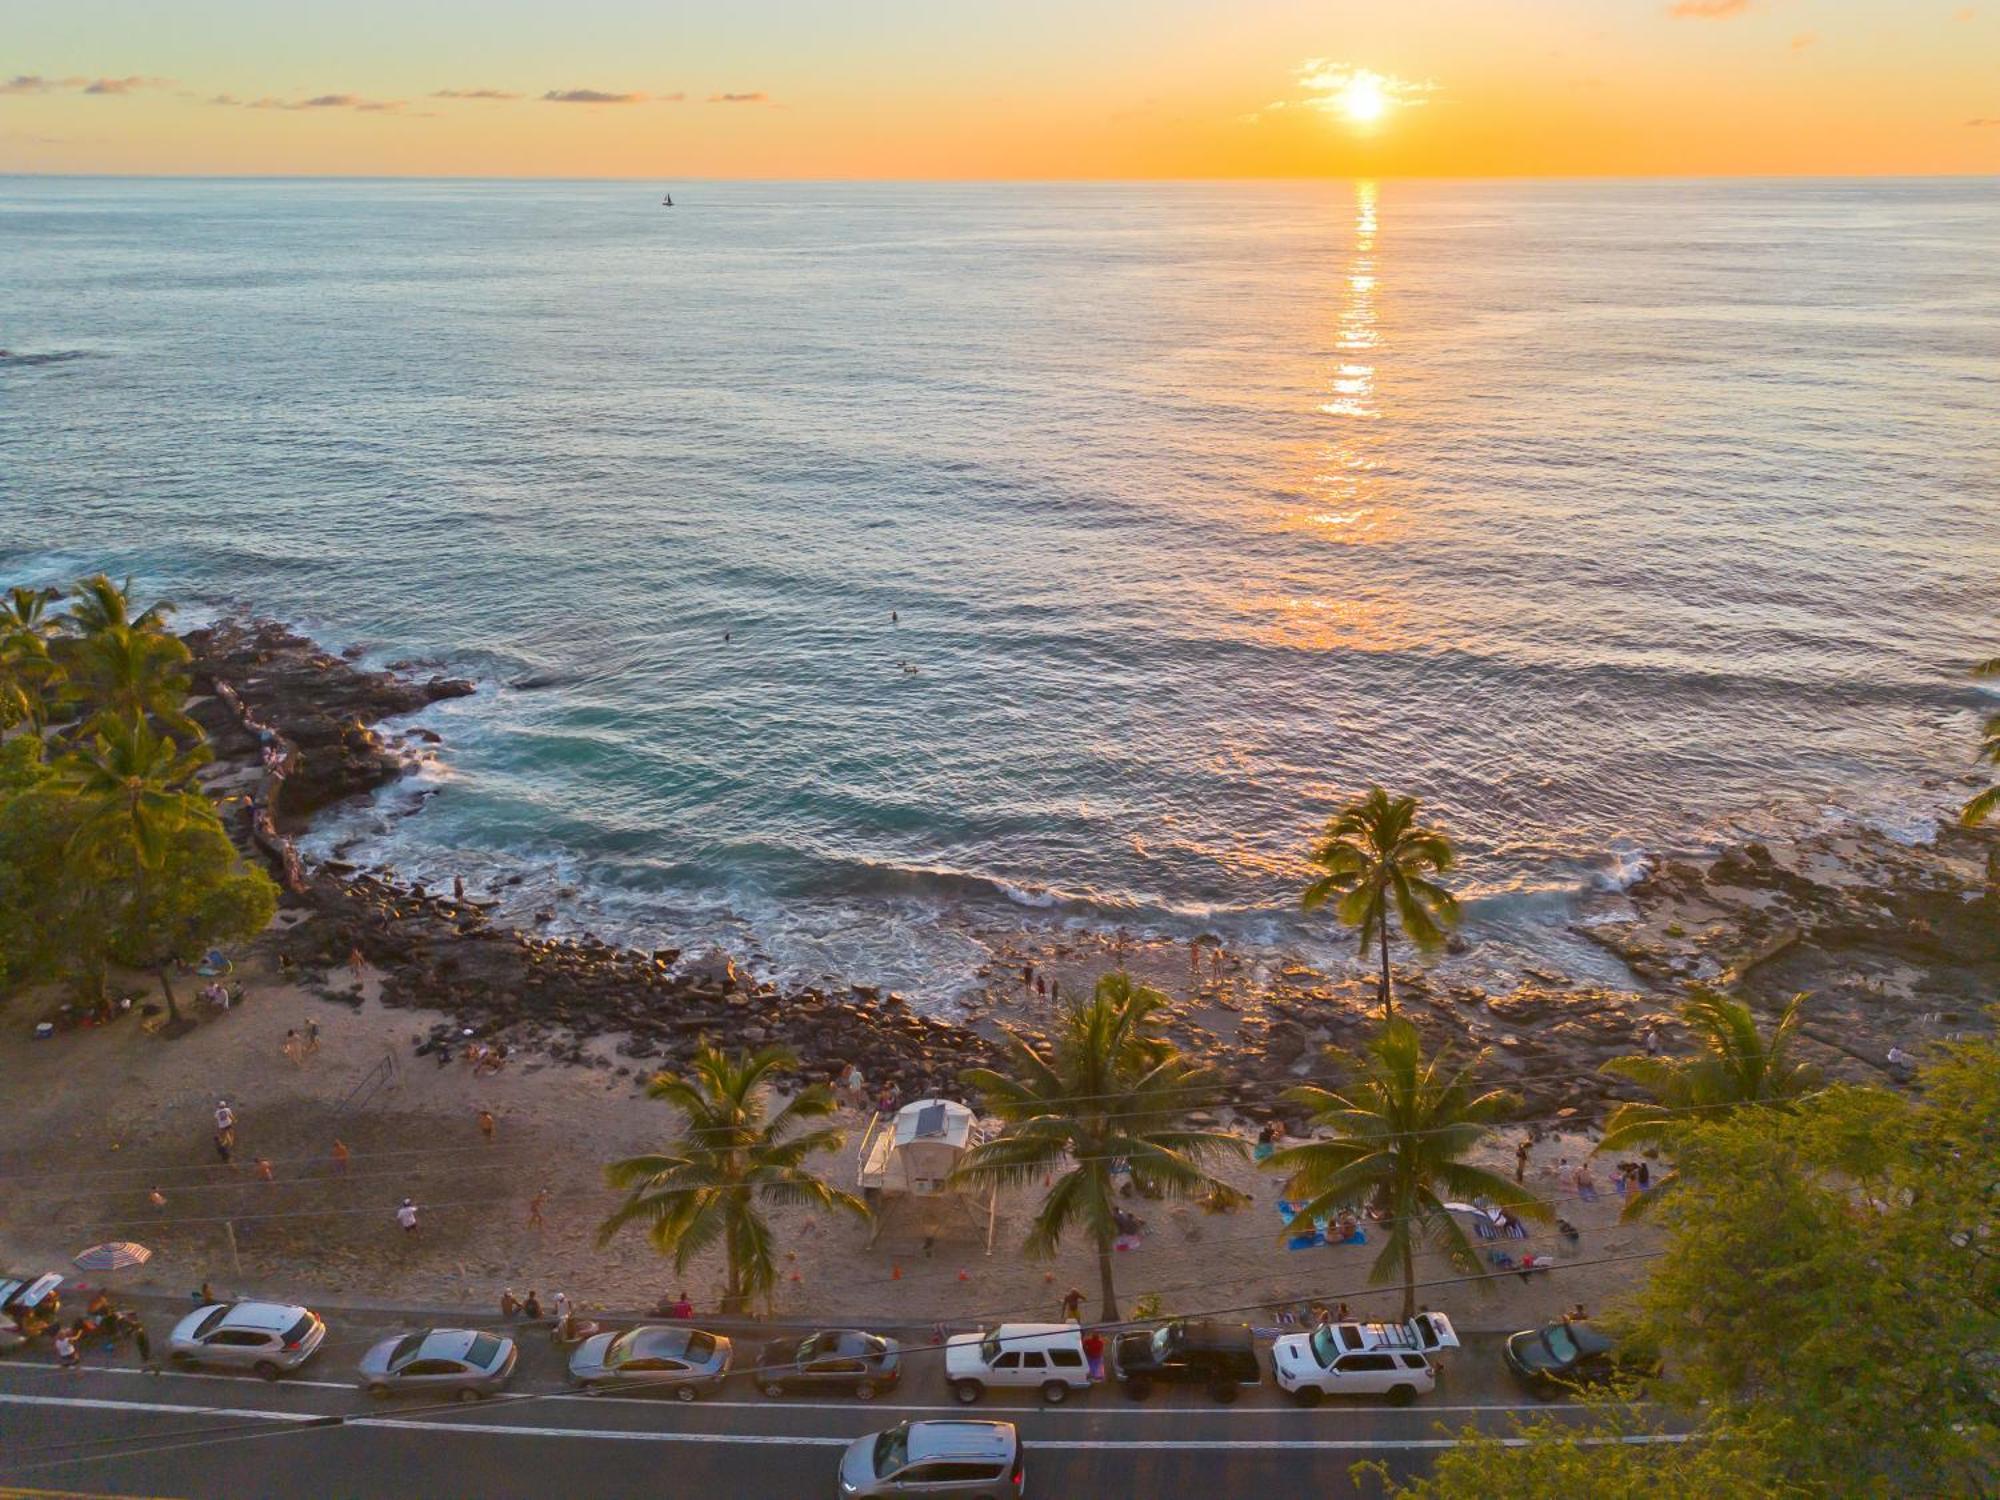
[[1111, 1318, 1262, 1402]]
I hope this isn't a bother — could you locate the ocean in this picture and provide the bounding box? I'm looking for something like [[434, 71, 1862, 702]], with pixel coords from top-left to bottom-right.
[[3, 176, 1995, 1001]]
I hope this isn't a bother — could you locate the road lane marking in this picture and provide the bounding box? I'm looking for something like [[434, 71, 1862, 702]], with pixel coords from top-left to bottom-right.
[[0, 1393, 1691, 1453], [0, 1363, 352, 1393], [0, 1394, 332, 1424], [0, 1361, 1608, 1417]]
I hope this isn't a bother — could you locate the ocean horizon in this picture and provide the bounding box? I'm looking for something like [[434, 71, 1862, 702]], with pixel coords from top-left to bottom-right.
[[5, 176, 1996, 1001]]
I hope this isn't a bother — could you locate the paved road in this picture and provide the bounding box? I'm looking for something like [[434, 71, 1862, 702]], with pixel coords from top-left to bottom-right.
[[0, 1308, 1658, 1498]]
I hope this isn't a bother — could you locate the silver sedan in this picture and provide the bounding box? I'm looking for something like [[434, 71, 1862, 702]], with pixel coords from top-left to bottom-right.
[[358, 1328, 518, 1402], [568, 1324, 733, 1400]]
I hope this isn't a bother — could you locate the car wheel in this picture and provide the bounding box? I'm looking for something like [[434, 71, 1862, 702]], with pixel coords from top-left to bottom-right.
[[953, 1379, 985, 1404], [1291, 1385, 1323, 1409], [761, 1379, 786, 1398], [1041, 1380, 1069, 1405], [1122, 1378, 1152, 1401], [457, 1387, 483, 1403], [254, 1361, 281, 1382], [853, 1381, 876, 1401], [1387, 1384, 1417, 1408], [674, 1383, 698, 1402], [1209, 1382, 1240, 1405]]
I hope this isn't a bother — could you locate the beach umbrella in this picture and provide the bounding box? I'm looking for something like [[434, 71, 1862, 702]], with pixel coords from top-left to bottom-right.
[[72, 1242, 153, 1272]]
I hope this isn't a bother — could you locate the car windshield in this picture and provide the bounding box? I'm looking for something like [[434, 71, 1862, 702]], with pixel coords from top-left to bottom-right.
[[192, 1305, 228, 1338], [872, 1425, 910, 1477], [606, 1331, 638, 1365], [280, 1314, 316, 1346], [467, 1334, 503, 1368], [1151, 1326, 1175, 1359], [1544, 1325, 1580, 1363], [1308, 1325, 1339, 1366], [387, 1333, 424, 1369]]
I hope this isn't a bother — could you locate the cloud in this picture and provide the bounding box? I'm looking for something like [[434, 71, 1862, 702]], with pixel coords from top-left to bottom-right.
[[1789, 31, 1817, 51], [432, 88, 523, 100], [1968, 117, 2000, 126], [542, 88, 645, 104], [1667, 0, 1751, 17], [707, 91, 767, 104], [1294, 61, 1437, 113], [2, 73, 171, 95], [82, 75, 171, 94], [236, 93, 406, 112]]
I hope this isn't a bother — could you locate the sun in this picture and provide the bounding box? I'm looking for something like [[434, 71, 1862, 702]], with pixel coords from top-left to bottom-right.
[[1338, 74, 1389, 125]]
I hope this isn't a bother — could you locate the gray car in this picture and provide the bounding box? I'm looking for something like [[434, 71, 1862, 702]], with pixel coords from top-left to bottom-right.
[[167, 1301, 326, 1380], [358, 1328, 518, 1402], [839, 1420, 1023, 1498], [567, 1324, 732, 1400]]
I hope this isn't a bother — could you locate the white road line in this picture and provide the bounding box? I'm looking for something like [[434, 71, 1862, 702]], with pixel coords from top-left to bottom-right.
[[0, 1362, 355, 1392], [0, 1393, 1692, 1453], [0, 1393, 330, 1424], [549, 1393, 1568, 1416]]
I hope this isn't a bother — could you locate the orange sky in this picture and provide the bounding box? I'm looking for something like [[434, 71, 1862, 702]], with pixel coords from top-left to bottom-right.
[[4, 1, 1997, 177]]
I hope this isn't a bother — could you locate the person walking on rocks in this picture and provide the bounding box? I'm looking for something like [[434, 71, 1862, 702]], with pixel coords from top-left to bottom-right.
[[397, 1197, 420, 1235]]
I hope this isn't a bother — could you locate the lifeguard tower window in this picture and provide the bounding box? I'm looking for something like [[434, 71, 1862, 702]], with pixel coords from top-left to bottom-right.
[[913, 1103, 949, 1139]]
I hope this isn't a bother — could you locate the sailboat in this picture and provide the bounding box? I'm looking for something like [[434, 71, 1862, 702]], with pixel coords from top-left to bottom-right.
[[661, 193, 674, 207]]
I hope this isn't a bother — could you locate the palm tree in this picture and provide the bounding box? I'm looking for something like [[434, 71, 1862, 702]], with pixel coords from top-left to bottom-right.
[[1303, 787, 1460, 1017], [1266, 1017, 1545, 1322], [1596, 987, 1821, 1219], [67, 623, 198, 740], [0, 585, 65, 731], [67, 574, 173, 636], [1961, 656, 2000, 827], [952, 973, 1247, 1321], [63, 715, 211, 1026], [600, 1044, 868, 1313]]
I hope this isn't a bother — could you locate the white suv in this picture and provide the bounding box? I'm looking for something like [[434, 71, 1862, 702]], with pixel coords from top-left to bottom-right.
[[1271, 1312, 1459, 1406], [169, 1301, 327, 1380], [944, 1324, 1092, 1404]]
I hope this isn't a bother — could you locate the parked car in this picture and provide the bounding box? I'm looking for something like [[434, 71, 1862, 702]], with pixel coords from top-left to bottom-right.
[[756, 1328, 900, 1399], [838, 1420, 1023, 1498], [168, 1301, 326, 1379], [358, 1327, 518, 1401], [944, 1323, 1092, 1404], [1503, 1318, 1642, 1396], [1271, 1312, 1460, 1406], [1111, 1318, 1261, 1402], [567, 1324, 732, 1399]]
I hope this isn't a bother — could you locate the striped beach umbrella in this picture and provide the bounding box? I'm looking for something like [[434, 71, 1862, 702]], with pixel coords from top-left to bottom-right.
[[72, 1242, 153, 1272]]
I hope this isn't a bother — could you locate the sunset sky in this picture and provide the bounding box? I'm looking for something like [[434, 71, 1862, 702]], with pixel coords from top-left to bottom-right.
[[3, 0, 1996, 178]]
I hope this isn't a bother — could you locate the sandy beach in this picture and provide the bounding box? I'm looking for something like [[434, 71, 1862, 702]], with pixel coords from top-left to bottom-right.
[[0, 932, 1657, 1333]]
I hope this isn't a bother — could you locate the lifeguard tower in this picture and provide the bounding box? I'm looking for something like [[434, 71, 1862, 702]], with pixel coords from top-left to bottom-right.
[[856, 1098, 997, 1253]]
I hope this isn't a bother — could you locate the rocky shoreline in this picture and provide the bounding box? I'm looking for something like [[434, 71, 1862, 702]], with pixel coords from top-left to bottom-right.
[[180, 616, 1999, 1122]]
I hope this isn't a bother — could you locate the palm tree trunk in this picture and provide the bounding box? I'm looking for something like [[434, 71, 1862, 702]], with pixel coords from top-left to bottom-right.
[[1400, 1229, 1416, 1323], [1096, 1226, 1119, 1324], [1378, 919, 1394, 1018]]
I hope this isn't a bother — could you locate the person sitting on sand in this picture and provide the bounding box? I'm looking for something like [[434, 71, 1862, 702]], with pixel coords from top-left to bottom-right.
[[522, 1290, 542, 1321], [499, 1288, 521, 1320]]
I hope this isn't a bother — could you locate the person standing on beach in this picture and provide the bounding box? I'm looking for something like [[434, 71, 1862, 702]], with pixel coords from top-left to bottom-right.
[[1515, 1138, 1531, 1185], [348, 947, 366, 980], [304, 1016, 320, 1054], [282, 1029, 303, 1068], [331, 1139, 350, 1175], [254, 1157, 274, 1182], [1049, 978, 1059, 1004], [477, 1109, 496, 1144], [55, 1328, 80, 1373], [149, 1186, 168, 1213], [1023, 962, 1034, 994], [397, 1197, 420, 1235], [527, 1187, 550, 1229], [453, 875, 465, 903], [1060, 1286, 1084, 1322], [214, 1100, 236, 1136], [132, 1319, 156, 1374]]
